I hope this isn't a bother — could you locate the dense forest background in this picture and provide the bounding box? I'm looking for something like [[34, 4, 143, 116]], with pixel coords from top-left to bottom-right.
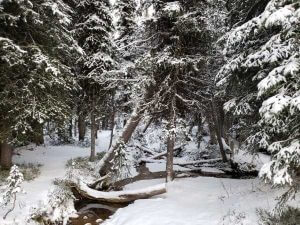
[[0, 0, 299, 224]]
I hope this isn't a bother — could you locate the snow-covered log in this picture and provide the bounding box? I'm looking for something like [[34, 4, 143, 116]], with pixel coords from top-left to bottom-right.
[[71, 181, 166, 203], [139, 158, 222, 166]]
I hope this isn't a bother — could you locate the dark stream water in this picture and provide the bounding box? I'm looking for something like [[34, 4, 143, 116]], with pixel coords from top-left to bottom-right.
[[70, 201, 127, 225]]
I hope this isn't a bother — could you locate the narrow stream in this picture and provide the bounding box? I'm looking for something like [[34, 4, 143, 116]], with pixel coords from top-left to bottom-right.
[[70, 201, 128, 225], [69, 163, 257, 225]]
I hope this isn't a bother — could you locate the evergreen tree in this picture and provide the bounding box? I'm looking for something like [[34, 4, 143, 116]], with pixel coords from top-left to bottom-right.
[[74, 0, 116, 161], [102, 0, 225, 180], [0, 0, 80, 146], [217, 0, 300, 190]]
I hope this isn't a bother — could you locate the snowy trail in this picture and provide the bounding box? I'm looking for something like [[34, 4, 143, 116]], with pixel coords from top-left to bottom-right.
[[0, 131, 111, 224]]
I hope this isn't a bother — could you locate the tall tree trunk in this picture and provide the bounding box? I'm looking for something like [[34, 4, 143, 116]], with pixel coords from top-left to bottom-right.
[[90, 100, 96, 162], [211, 99, 228, 163], [207, 113, 217, 145], [0, 143, 13, 170], [69, 118, 73, 138], [166, 96, 176, 182], [196, 115, 203, 149], [33, 122, 44, 146], [109, 110, 115, 150], [78, 114, 86, 141], [74, 119, 77, 137]]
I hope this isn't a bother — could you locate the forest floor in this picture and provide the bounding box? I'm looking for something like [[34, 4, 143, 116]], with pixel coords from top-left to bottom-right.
[[0, 131, 298, 225], [0, 131, 111, 225]]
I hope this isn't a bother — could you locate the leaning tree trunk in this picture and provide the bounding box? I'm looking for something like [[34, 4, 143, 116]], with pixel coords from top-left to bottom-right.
[[108, 110, 115, 150], [108, 94, 116, 149], [0, 143, 13, 170], [97, 87, 154, 177], [166, 96, 176, 182], [78, 113, 86, 141], [98, 104, 145, 176]]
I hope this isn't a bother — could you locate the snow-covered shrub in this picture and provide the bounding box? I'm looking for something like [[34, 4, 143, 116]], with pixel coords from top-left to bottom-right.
[[65, 152, 105, 185], [216, 0, 300, 188], [29, 183, 76, 225], [111, 141, 131, 181], [0, 163, 41, 184], [258, 206, 300, 225], [0, 165, 25, 219]]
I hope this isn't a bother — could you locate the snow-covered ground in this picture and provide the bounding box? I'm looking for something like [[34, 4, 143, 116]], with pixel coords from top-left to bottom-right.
[[0, 130, 298, 225], [105, 177, 296, 225], [0, 131, 111, 224]]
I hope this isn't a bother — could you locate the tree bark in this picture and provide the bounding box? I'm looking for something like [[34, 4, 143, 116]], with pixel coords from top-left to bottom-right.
[[207, 113, 217, 145], [78, 113, 86, 141], [166, 95, 176, 182], [0, 143, 13, 170], [90, 100, 96, 162], [142, 117, 153, 133], [69, 118, 73, 138], [109, 110, 115, 150], [74, 119, 77, 137], [32, 122, 44, 146], [211, 99, 228, 163], [109, 94, 116, 149]]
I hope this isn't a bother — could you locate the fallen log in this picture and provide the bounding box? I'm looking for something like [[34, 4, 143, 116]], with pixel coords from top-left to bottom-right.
[[112, 168, 230, 190], [71, 181, 166, 203], [139, 158, 222, 166]]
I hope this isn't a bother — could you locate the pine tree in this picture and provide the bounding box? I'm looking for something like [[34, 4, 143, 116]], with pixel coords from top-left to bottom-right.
[[114, 0, 136, 48], [96, 0, 225, 181], [0, 165, 24, 219], [216, 0, 300, 190], [74, 0, 116, 161], [0, 0, 80, 146]]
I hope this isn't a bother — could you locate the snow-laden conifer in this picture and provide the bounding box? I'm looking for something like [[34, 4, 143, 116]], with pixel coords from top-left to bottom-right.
[[216, 0, 300, 188]]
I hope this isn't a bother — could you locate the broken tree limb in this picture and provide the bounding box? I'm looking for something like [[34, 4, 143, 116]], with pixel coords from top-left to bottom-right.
[[150, 151, 167, 160], [89, 174, 110, 189], [71, 181, 166, 203], [137, 144, 184, 159]]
